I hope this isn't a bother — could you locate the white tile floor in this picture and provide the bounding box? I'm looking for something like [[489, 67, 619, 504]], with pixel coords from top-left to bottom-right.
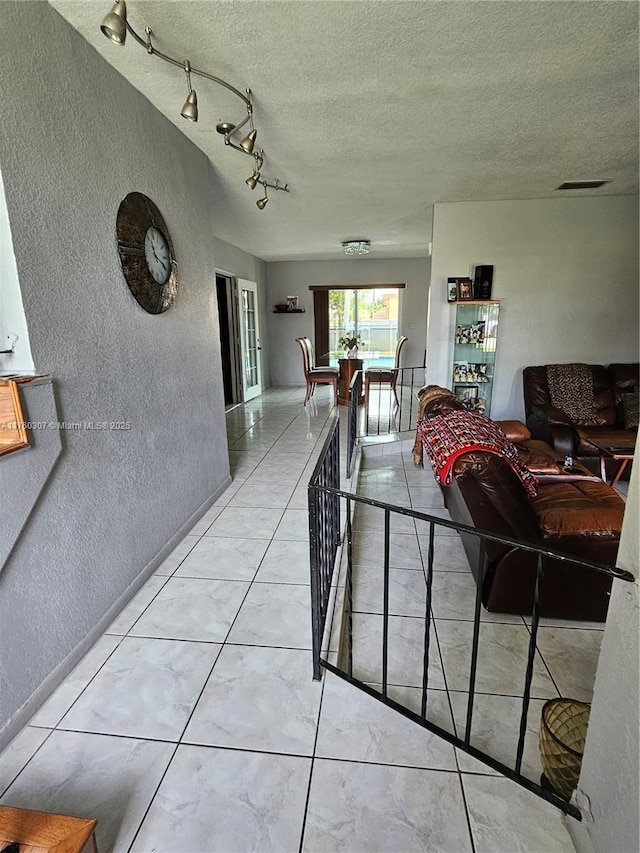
[[0, 385, 600, 852]]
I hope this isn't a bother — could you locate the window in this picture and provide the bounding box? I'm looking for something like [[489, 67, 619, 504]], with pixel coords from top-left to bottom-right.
[[328, 288, 400, 368]]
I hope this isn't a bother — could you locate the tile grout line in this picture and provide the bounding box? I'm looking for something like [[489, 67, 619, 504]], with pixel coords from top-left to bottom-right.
[[127, 392, 331, 852]]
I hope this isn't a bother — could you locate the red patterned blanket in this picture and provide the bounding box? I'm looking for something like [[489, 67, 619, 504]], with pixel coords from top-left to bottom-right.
[[417, 409, 538, 496]]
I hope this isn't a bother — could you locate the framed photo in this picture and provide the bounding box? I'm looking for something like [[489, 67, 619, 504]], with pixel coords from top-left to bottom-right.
[[455, 324, 472, 345], [467, 362, 489, 382], [447, 278, 458, 303], [456, 278, 473, 301], [454, 385, 479, 409], [470, 321, 485, 344], [452, 361, 469, 383]]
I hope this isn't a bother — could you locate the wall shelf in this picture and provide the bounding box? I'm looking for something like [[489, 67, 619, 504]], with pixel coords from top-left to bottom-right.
[[273, 308, 306, 313], [450, 300, 500, 306]]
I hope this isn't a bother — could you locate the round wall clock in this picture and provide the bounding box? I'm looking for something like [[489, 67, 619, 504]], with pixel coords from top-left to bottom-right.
[[116, 192, 178, 314]]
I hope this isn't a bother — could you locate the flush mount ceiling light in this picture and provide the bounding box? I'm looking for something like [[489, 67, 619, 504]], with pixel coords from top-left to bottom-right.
[[342, 240, 371, 256], [100, 0, 290, 208]]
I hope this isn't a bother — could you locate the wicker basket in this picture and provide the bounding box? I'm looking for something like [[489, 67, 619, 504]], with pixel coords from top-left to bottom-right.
[[539, 698, 591, 800]]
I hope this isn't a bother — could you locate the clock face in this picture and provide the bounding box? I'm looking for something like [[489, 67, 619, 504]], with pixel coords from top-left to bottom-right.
[[116, 192, 178, 314], [144, 226, 171, 284]]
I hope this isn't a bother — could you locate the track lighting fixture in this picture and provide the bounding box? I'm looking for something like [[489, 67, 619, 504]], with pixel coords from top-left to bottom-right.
[[99, 0, 289, 206], [180, 61, 198, 122]]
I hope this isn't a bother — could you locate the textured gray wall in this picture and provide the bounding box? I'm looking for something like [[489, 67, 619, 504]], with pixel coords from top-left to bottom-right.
[[266, 257, 431, 385], [0, 3, 230, 733]]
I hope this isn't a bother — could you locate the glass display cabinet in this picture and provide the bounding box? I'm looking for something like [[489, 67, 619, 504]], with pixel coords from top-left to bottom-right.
[[451, 301, 500, 417]]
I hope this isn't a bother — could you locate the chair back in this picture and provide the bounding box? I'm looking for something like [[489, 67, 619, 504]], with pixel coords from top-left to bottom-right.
[[295, 337, 313, 376], [394, 336, 409, 369]]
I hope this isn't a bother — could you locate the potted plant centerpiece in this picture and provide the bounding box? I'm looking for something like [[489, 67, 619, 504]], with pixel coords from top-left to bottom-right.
[[338, 332, 365, 359]]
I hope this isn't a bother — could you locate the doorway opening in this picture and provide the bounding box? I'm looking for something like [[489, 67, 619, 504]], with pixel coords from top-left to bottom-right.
[[216, 273, 242, 408]]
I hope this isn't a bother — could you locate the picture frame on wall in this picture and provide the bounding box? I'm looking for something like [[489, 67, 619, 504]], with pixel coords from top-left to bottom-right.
[[456, 278, 473, 301], [454, 384, 479, 407], [447, 278, 458, 302]]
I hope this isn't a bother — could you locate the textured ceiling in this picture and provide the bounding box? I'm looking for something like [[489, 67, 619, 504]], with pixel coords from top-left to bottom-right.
[[50, 1, 639, 261]]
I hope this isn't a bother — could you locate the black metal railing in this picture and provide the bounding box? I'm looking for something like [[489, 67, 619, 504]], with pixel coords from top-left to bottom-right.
[[308, 416, 341, 680], [346, 369, 362, 478], [308, 478, 634, 818], [363, 364, 426, 436]]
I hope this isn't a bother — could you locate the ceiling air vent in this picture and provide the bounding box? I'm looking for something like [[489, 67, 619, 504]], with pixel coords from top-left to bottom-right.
[[556, 180, 610, 190]]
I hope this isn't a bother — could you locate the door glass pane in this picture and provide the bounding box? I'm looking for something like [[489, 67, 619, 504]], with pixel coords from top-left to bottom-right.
[[242, 288, 258, 388]]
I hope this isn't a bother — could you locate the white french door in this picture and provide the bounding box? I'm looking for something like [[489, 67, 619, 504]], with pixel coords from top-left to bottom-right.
[[237, 278, 263, 401]]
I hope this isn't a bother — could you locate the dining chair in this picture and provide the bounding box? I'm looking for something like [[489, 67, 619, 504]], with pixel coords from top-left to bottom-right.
[[295, 337, 339, 406], [364, 335, 409, 406]]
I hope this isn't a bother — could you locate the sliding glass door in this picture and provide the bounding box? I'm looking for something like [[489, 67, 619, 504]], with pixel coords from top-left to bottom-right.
[[329, 288, 400, 368]]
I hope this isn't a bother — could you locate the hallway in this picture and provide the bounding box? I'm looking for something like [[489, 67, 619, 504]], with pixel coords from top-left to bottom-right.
[[0, 387, 576, 852]]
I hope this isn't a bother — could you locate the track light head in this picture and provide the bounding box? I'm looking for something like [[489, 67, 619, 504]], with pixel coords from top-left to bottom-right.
[[245, 171, 261, 190], [181, 90, 198, 122], [256, 183, 269, 209], [100, 0, 127, 44], [216, 122, 236, 135], [240, 129, 257, 154]]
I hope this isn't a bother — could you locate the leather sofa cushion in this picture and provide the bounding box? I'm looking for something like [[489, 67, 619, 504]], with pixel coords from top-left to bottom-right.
[[517, 440, 562, 474], [532, 480, 624, 539], [622, 390, 639, 429], [497, 420, 531, 443], [608, 363, 640, 421]]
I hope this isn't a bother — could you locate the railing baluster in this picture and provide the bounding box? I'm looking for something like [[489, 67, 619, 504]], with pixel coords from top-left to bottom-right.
[[408, 367, 415, 432], [515, 552, 546, 775], [347, 369, 360, 477], [421, 520, 435, 720], [308, 416, 341, 681], [382, 508, 391, 697], [347, 496, 353, 679], [465, 542, 487, 745], [308, 481, 322, 680]]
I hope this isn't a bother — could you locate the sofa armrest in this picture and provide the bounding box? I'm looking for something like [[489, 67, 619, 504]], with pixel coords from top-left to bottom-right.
[[530, 404, 573, 426], [496, 420, 531, 444], [526, 413, 576, 457]]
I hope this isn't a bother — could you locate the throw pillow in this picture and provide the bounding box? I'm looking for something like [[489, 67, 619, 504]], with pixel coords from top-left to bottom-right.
[[622, 390, 639, 430]]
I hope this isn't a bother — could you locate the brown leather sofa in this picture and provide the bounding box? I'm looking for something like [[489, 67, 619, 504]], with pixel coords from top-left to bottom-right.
[[415, 387, 625, 620], [523, 363, 639, 473]]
